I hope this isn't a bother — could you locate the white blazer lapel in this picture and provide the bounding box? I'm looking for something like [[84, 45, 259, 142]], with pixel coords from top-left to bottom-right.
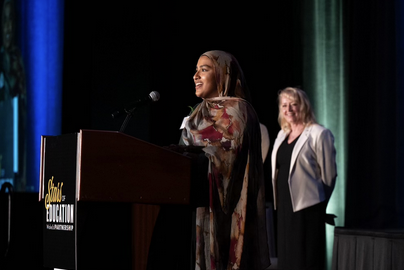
[[289, 125, 312, 175]]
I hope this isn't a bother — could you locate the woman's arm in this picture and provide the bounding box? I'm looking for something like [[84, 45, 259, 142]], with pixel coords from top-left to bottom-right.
[[316, 128, 338, 199]]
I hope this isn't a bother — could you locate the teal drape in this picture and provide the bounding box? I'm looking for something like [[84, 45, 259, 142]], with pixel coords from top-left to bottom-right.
[[301, 0, 346, 269]]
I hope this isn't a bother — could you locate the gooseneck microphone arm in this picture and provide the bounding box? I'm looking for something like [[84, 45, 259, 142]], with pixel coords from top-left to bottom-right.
[[119, 110, 134, 133], [113, 91, 160, 133]]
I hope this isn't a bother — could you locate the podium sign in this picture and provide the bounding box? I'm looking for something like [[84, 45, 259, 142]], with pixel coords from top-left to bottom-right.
[[40, 133, 77, 269], [39, 130, 192, 270]]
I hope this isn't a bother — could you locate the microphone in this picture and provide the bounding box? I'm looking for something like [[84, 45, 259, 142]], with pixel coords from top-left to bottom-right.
[[112, 91, 160, 118]]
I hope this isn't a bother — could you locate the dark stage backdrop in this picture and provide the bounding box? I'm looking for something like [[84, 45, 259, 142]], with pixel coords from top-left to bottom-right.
[[62, 0, 404, 241], [344, 0, 404, 229], [63, 1, 302, 147]]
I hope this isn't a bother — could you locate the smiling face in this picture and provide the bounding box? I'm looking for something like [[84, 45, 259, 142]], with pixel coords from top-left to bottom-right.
[[193, 56, 218, 99], [280, 96, 302, 125]]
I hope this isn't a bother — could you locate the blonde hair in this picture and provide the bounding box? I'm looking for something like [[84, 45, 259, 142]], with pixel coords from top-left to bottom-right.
[[277, 87, 317, 132]]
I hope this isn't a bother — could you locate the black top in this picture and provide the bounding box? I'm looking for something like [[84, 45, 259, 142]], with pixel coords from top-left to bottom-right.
[[276, 135, 299, 212], [275, 134, 326, 270]]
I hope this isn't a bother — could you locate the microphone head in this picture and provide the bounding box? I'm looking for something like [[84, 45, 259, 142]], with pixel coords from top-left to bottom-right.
[[149, 91, 160, 102]]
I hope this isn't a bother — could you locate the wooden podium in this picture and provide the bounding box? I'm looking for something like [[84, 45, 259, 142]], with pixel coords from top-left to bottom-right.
[[39, 130, 192, 270]]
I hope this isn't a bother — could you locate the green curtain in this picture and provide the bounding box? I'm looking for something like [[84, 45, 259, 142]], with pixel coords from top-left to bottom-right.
[[301, 0, 346, 269]]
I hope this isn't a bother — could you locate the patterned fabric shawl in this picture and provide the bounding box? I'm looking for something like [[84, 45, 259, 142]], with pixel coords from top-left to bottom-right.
[[181, 51, 270, 270]]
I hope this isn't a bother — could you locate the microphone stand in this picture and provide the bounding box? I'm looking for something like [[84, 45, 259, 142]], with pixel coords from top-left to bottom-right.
[[119, 107, 136, 133], [114, 91, 160, 133]]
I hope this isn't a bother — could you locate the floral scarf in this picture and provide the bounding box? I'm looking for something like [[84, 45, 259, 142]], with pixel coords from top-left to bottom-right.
[[181, 51, 270, 270]]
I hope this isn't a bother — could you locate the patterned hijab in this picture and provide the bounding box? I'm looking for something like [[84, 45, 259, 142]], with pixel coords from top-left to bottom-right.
[[182, 51, 270, 270], [200, 50, 251, 102]]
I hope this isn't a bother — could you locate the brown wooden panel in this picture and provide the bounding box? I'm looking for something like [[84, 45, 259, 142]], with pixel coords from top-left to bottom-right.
[[77, 129, 192, 204], [132, 204, 160, 270]]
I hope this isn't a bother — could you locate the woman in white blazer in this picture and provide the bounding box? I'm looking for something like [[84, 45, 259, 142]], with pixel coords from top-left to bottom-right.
[[271, 87, 337, 270]]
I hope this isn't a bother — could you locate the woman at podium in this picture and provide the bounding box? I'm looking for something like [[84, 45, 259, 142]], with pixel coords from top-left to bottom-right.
[[148, 50, 270, 270]]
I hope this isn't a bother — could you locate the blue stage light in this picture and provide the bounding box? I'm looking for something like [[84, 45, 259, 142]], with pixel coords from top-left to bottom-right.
[[18, 0, 64, 192]]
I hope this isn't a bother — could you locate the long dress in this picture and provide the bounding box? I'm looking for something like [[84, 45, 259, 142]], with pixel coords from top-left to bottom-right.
[[182, 97, 270, 270], [276, 135, 326, 270]]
